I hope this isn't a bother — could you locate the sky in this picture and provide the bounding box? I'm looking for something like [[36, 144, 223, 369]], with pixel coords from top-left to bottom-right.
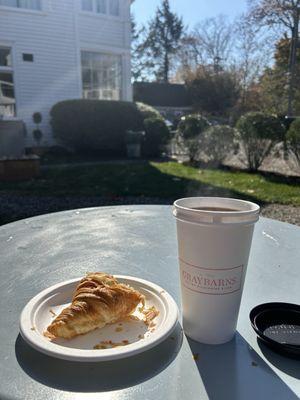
[[132, 0, 247, 29]]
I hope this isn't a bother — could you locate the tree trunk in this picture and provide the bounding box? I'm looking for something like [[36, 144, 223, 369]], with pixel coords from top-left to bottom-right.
[[164, 52, 169, 83], [287, 8, 299, 117]]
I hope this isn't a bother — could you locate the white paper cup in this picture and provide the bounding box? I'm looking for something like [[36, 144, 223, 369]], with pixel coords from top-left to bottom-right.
[[173, 197, 260, 344]]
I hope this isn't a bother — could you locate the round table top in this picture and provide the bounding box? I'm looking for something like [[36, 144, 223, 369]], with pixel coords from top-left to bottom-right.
[[0, 205, 299, 400]]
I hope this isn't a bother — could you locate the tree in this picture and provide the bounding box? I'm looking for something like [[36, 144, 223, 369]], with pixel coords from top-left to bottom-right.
[[140, 0, 184, 82], [248, 0, 300, 115], [131, 14, 154, 81], [260, 35, 300, 114], [176, 15, 234, 79], [186, 66, 240, 116], [192, 15, 235, 71], [234, 14, 273, 113]]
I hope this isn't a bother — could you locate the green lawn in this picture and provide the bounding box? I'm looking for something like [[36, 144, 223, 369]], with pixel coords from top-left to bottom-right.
[[0, 161, 299, 206]]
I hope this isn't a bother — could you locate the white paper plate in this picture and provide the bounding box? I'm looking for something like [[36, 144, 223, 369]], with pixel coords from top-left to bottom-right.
[[20, 275, 179, 362]]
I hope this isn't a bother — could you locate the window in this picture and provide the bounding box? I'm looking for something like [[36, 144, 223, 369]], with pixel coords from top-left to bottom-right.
[[81, 51, 122, 101], [81, 0, 92, 11], [109, 0, 119, 16], [0, 47, 11, 67], [0, 47, 15, 117], [0, 0, 41, 9], [0, 0, 41, 10], [95, 0, 106, 14], [22, 53, 34, 62], [81, 0, 119, 16]]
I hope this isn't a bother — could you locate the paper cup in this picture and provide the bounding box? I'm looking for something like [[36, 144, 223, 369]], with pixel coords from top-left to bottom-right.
[[173, 197, 260, 344]]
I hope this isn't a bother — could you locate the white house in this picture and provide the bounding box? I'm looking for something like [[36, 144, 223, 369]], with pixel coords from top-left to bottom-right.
[[0, 0, 133, 147]]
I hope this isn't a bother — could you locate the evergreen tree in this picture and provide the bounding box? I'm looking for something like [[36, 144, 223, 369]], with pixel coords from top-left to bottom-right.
[[140, 0, 184, 82], [131, 14, 155, 81]]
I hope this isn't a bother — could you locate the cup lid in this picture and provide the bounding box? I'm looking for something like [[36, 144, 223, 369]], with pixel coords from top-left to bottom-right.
[[250, 302, 300, 358], [173, 197, 260, 225]]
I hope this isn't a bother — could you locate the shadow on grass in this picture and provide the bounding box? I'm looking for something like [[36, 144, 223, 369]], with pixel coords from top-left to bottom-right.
[[0, 161, 266, 225], [220, 164, 300, 187]]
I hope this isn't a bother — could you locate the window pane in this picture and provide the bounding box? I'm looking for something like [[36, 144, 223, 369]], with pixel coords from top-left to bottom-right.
[[0, 0, 41, 9], [0, 0, 18, 7], [109, 0, 119, 16], [81, 0, 92, 11], [0, 72, 15, 117], [18, 0, 41, 9], [0, 47, 11, 67], [81, 51, 122, 100], [95, 0, 106, 14]]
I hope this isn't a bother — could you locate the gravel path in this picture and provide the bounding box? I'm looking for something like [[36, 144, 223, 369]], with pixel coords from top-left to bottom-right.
[[0, 193, 299, 226]]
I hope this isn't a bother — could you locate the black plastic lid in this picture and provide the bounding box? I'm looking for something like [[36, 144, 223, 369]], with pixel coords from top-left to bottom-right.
[[250, 302, 300, 358]]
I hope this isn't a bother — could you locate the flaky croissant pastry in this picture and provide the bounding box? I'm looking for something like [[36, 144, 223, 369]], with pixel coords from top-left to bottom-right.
[[45, 272, 144, 339]]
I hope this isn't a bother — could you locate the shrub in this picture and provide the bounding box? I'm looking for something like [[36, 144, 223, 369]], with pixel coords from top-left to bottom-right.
[[176, 114, 209, 162], [286, 119, 300, 172], [136, 102, 162, 120], [32, 112, 43, 145], [236, 112, 285, 171], [32, 112, 42, 124], [142, 117, 170, 157], [51, 100, 144, 154], [177, 114, 209, 139], [201, 125, 236, 166]]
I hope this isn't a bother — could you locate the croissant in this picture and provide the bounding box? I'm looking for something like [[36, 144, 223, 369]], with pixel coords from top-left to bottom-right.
[[45, 272, 144, 339]]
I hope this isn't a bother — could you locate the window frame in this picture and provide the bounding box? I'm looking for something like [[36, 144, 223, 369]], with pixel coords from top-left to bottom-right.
[[0, 45, 16, 118], [81, 50, 123, 101], [80, 0, 120, 19]]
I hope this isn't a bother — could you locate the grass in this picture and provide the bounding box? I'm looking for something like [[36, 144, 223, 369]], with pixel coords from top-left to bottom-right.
[[0, 161, 299, 206]]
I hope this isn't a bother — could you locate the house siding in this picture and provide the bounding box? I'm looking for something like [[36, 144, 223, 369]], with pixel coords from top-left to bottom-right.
[[0, 0, 132, 147]]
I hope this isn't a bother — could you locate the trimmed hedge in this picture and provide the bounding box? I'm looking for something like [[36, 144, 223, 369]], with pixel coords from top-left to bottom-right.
[[286, 118, 300, 171], [177, 114, 210, 139], [51, 100, 144, 154], [136, 102, 163, 120], [236, 112, 285, 171], [143, 117, 170, 157]]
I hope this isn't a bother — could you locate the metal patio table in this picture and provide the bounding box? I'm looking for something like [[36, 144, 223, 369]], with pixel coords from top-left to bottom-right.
[[0, 205, 299, 400]]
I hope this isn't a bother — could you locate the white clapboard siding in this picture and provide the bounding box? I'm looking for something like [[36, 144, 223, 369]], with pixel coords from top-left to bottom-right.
[[0, 0, 132, 147]]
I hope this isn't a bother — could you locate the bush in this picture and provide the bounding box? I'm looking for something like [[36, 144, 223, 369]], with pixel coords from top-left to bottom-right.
[[176, 114, 209, 162], [51, 100, 144, 154], [143, 117, 170, 157], [236, 112, 285, 171], [177, 114, 209, 139], [286, 119, 300, 172], [136, 102, 162, 120], [201, 125, 236, 166]]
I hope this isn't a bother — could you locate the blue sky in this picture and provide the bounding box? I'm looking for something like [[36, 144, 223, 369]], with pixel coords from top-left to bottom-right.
[[132, 0, 247, 29]]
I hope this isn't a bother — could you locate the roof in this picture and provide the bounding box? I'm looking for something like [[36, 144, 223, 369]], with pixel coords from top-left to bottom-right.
[[133, 82, 192, 108]]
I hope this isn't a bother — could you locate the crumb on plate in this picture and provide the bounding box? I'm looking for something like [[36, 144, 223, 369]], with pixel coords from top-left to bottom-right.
[[93, 340, 130, 350], [142, 306, 160, 326]]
